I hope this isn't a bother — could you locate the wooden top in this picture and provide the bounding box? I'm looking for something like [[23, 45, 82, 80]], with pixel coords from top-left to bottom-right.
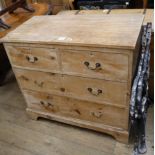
[[1, 14, 144, 49], [110, 9, 144, 14], [111, 9, 154, 32], [143, 9, 154, 31], [0, 3, 49, 39], [57, 9, 109, 15], [58, 9, 154, 32], [57, 9, 143, 16]]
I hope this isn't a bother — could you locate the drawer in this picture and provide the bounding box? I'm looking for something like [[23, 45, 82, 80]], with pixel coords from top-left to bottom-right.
[[14, 69, 128, 107], [62, 75, 128, 107], [23, 90, 128, 130], [14, 69, 61, 94], [5, 46, 59, 72], [61, 50, 129, 82]]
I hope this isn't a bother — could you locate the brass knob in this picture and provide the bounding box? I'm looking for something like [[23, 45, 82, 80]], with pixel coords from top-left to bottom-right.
[[26, 55, 38, 63], [84, 61, 101, 70], [91, 111, 103, 118], [40, 101, 53, 108], [87, 88, 102, 96], [34, 80, 44, 87]]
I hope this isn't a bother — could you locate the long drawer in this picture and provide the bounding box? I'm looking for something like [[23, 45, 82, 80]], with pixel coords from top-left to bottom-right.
[[14, 68, 128, 107], [23, 90, 129, 130], [61, 49, 129, 82], [5, 46, 60, 72]]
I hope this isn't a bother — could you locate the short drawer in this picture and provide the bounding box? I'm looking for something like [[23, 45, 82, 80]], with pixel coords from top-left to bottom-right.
[[61, 50, 129, 82], [14, 69, 128, 107], [23, 90, 129, 130], [62, 75, 128, 107], [5, 46, 59, 72], [14, 68, 61, 94]]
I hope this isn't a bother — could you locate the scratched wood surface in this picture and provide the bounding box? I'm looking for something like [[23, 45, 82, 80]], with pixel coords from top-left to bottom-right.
[[57, 9, 154, 100], [5, 45, 59, 72], [58, 9, 154, 31], [2, 13, 143, 143], [5, 45, 130, 82], [23, 90, 129, 129], [14, 68, 128, 108], [1, 14, 144, 49], [60, 48, 129, 82], [3, 40, 137, 143], [0, 76, 153, 155]]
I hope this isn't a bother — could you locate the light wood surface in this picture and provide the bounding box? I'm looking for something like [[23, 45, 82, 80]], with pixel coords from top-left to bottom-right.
[[14, 68, 128, 107], [57, 8, 154, 100], [111, 9, 154, 32], [143, 9, 154, 31], [60, 48, 129, 82], [5, 45, 130, 82], [57, 9, 146, 15], [58, 9, 154, 32], [5, 45, 59, 72], [24, 90, 129, 129], [2, 14, 144, 49], [110, 9, 144, 14], [3, 14, 143, 143]]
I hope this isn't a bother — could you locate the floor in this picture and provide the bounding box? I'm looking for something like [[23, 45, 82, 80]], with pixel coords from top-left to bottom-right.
[[0, 72, 154, 155]]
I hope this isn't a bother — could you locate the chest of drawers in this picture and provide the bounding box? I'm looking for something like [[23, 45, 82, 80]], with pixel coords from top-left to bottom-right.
[[2, 14, 143, 143]]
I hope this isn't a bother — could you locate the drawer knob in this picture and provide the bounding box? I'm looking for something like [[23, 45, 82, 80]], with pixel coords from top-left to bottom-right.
[[40, 101, 53, 108], [84, 61, 101, 70], [60, 88, 65, 92], [88, 88, 102, 96], [91, 111, 103, 118], [34, 80, 44, 87], [26, 55, 38, 63]]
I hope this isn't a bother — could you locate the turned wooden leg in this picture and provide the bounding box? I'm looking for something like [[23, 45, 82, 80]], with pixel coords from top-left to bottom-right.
[[26, 109, 39, 120]]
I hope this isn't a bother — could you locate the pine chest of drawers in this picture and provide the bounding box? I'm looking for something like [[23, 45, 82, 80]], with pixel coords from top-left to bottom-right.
[[2, 14, 144, 143]]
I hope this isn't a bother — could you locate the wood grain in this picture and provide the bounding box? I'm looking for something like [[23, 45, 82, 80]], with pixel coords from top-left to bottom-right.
[[4, 44, 132, 82], [14, 68, 128, 107], [143, 9, 154, 32], [2, 13, 143, 144], [2, 14, 144, 49], [61, 49, 129, 82], [58, 9, 153, 32], [5, 45, 60, 72], [23, 90, 129, 129]]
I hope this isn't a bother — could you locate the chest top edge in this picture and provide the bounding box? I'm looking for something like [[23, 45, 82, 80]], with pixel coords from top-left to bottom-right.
[[3, 42, 135, 54]]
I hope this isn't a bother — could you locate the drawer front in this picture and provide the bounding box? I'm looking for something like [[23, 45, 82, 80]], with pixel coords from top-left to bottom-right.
[[5, 46, 59, 72], [14, 69, 62, 94], [61, 50, 129, 82], [62, 75, 128, 107], [24, 90, 128, 129], [14, 69, 128, 107]]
